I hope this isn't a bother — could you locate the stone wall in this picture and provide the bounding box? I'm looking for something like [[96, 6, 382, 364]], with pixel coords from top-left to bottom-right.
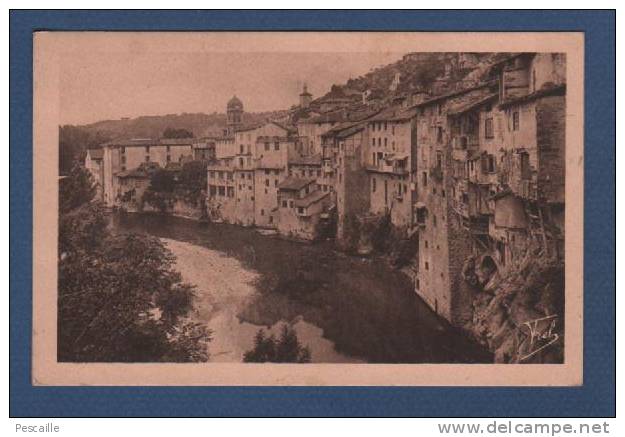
[[536, 95, 566, 204]]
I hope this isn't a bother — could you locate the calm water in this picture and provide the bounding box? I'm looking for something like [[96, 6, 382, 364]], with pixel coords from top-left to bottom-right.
[[111, 212, 491, 363]]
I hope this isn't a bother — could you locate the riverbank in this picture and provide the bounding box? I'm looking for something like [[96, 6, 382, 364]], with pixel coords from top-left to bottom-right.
[[162, 238, 364, 363], [111, 212, 493, 363]]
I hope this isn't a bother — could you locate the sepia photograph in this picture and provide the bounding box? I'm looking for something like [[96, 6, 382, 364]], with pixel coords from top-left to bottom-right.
[[31, 31, 584, 386]]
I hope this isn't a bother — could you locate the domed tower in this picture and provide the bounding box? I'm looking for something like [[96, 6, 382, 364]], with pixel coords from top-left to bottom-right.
[[299, 83, 312, 109], [226, 95, 243, 136]]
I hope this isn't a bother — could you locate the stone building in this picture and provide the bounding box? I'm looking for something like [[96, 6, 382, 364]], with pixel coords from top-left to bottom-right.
[[364, 106, 418, 233], [299, 83, 313, 109], [84, 148, 104, 199], [192, 138, 216, 161], [324, 122, 370, 242], [226, 95, 244, 136], [276, 177, 331, 241], [93, 138, 193, 207], [411, 53, 566, 327], [206, 157, 237, 223], [412, 83, 497, 325], [253, 135, 298, 228]]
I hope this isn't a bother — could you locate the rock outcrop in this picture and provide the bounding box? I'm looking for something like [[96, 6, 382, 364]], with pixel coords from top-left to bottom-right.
[[464, 243, 564, 364]]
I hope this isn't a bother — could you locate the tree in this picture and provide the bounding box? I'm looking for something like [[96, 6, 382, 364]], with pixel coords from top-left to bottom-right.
[[58, 165, 210, 362], [178, 160, 208, 205], [148, 169, 176, 193], [162, 127, 194, 139], [243, 324, 311, 363], [59, 164, 97, 214], [59, 126, 112, 176]]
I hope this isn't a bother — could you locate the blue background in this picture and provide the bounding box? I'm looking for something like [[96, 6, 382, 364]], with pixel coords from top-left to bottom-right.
[[10, 10, 615, 417]]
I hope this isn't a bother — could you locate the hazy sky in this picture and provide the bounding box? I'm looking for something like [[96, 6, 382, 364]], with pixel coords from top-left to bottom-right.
[[59, 48, 402, 125]]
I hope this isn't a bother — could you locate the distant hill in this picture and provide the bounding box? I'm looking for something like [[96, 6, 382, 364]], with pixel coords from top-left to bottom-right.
[[73, 110, 289, 140], [59, 110, 287, 174]]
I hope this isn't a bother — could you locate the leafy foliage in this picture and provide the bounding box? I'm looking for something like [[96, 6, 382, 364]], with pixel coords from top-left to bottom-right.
[[149, 169, 176, 193], [59, 164, 97, 214], [243, 324, 311, 363], [162, 127, 194, 139], [58, 166, 210, 362], [59, 126, 111, 176]]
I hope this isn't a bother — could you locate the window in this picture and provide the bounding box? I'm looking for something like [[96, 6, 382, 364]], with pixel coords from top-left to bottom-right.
[[436, 151, 443, 169], [425, 240, 428, 248], [512, 111, 520, 131], [487, 154, 495, 173], [372, 138, 376, 146], [485, 118, 494, 139], [384, 138, 388, 147], [265, 179, 269, 187], [282, 200, 288, 208], [425, 261, 429, 271], [274, 142, 280, 151], [264, 142, 270, 151], [372, 177, 376, 193], [422, 172, 428, 187], [437, 127, 443, 143], [432, 215, 437, 227], [240, 145, 244, 154], [260, 209, 265, 216], [384, 122, 388, 131], [297, 207, 305, 215]]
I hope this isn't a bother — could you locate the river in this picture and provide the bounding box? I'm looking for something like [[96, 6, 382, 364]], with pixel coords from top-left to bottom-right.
[[111, 212, 492, 364]]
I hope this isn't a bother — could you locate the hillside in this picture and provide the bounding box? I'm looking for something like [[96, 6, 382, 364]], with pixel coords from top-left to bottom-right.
[[76, 110, 288, 140], [320, 52, 511, 102]]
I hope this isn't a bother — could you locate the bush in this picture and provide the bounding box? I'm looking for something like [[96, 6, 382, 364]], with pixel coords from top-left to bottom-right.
[[243, 324, 311, 363], [58, 166, 210, 362]]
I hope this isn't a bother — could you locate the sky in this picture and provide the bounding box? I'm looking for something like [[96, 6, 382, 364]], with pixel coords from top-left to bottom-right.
[[58, 43, 402, 125]]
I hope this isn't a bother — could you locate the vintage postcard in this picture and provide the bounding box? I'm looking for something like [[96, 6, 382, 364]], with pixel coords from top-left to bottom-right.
[[32, 31, 583, 386]]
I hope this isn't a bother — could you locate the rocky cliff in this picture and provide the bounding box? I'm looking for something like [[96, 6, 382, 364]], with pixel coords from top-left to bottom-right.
[[463, 242, 564, 364]]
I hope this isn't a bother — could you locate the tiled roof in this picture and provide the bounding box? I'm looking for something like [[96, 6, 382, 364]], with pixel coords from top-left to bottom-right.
[[270, 120, 297, 133], [306, 110, 348, 124], [235, 124, 263, 133], [159, 138, 195, 145], [410, 82, 493, 109], [498, 84, 566, 109], [277, 176, 315, 191], [294, 190, 329, 208], [368, 106, 416, 122], [447, 93, 498, 116], [103, 138, 194, 147]]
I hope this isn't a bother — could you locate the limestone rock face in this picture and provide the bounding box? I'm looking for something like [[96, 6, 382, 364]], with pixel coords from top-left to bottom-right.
[[466, 244, 564, 364]]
